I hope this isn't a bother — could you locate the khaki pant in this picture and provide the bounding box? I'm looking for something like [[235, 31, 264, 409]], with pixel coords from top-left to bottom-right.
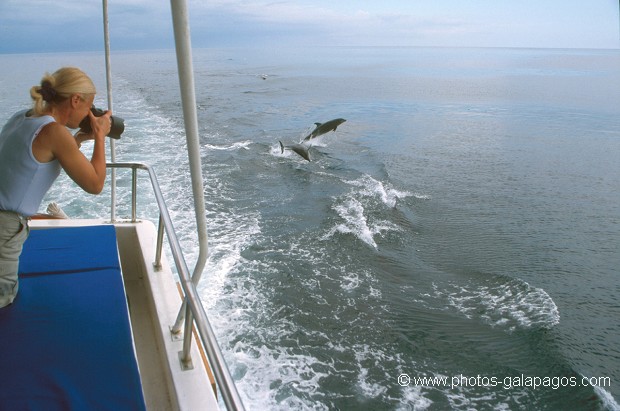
[[0, 211, 29, 308]]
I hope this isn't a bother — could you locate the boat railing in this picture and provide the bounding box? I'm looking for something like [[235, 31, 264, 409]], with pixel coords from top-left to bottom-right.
[[106, 162, 245, 411]]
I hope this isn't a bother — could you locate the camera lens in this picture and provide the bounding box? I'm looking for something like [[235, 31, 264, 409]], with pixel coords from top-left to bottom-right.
[[78, 106, 124, 139], [108, 116, 125, 139]]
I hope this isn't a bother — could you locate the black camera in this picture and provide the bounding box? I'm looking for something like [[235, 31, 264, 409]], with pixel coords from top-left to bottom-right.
[[78, 106, 125, 139]]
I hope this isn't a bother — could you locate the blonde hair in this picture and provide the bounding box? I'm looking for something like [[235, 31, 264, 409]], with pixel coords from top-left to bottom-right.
[[29, 67, 96, 116]]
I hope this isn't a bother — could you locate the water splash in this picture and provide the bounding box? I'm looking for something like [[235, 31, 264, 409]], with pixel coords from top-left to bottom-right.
[[429, 276, 560, 331], [204, 140, 253, 151], [322, 174, 412, 248], [327, 197, 379, 248], [346, 174, 412, 208]]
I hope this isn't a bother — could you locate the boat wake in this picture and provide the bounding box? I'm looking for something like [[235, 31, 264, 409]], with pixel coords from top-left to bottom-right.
[[323, 197, 400, 249], [345, 174, 413, 208], [424, 275, 560, 332], [204, 140, 253, 151], [321, 174, 420, 249]]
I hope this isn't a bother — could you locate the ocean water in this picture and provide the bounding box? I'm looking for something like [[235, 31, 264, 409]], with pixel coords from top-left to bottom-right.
[[1, 46, 619, 410]]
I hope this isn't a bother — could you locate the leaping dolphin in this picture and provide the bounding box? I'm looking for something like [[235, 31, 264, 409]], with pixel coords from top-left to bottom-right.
[[278, 118, 346, 161], [279, 141, 311, 161], [302, 118, 346, 142]]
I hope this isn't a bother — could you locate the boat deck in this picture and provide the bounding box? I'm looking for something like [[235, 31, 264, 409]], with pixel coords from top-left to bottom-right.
[[0, 225, 146, 410], [0, 220, 218, 411]]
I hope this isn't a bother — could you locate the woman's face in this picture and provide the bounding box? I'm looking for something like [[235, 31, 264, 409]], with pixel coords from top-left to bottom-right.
[[68, 93, 95, 129]]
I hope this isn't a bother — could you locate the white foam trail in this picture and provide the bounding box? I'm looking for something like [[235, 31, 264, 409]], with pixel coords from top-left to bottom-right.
[[396, 385, 433, 410], [346, 174, 412, 208], [323, 197, 400, 249], [331, 198, 378, 248], [199, 209, 261, 308], [429, 278, 560, 331], [322, 174, 409, 249], [204, 140, 252, 151], [413, 193, 432, 200], [594, 386, 620, 411], [227, 338, 332, 411], [354, 345, 388, 398], [341, 272, 361, 292]]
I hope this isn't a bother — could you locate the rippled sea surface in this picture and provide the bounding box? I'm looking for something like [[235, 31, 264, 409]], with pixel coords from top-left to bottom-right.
[[1, 47, 619, 410]]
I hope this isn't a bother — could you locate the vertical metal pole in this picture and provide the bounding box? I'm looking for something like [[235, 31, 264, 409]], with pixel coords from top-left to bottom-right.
[[181, 305, 194, 367], [131, 166, 137, 222], [154, 214, 165, 270], [169, 0, 209, 330], [102, 0, 117, 222], [170, 2, 245, 409]]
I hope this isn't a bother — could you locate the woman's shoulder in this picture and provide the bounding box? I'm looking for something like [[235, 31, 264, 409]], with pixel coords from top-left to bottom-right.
[[20, 111, 56, 129], [32, 121, 74, 163], [2, 110, 54, 138], [37, 121, 70, 142], [27, 111, 55, 122]]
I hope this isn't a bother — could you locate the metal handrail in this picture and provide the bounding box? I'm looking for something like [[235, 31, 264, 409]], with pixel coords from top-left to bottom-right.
[[107, 162, 245, 411]]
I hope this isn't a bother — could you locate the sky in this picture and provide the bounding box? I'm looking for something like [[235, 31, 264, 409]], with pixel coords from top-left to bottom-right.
[[0, 0, 619, 53]]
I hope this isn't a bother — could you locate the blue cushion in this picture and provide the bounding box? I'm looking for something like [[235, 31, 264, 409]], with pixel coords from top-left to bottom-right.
[[0, 226, 146, 411]]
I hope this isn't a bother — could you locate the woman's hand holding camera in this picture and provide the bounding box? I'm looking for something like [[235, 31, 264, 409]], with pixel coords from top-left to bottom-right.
[[74, 111, 112, 148], [88, 109, 112, 141]]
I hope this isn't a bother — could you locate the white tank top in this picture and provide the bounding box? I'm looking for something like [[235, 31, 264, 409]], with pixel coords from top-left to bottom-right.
[[0, 110, 61, 216]]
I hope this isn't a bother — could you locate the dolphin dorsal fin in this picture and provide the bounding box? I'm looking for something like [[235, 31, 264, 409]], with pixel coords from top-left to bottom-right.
[[314, 122, 322, 127]]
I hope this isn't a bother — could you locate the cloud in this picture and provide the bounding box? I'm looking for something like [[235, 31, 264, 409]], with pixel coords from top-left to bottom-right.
[[0, 0, 176, 52], [196, 0, 327, 23], [1, 0, 617, 52], [184, 1, 483, 47], [0, 1, 102, 52], [1, 0, 98, 21]]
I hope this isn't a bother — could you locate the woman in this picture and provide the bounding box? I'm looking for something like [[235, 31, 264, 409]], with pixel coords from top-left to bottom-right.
[[0, 67, 112, 308]]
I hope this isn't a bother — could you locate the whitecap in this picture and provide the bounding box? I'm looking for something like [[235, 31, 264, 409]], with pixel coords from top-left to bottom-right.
[[594, 386, 620, 411], [322, 188, 405, 249], [229, 340, 332, 411], [346, 174, 412, 208], [396, 385, 433, 410], [353, 345, 394, 399], [357, 366, 388, 398], [341, 272, 361, 292], [204, 140, 253, 151], [429, 277, 560, 331], [413, 192, 432, 200], [324, 198, 378, 248]]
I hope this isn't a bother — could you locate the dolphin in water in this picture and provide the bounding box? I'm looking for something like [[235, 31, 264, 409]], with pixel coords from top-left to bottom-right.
[[303, 118, 346, 142], [279, 141, 311, 161], [278, 118, 346, 161]]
